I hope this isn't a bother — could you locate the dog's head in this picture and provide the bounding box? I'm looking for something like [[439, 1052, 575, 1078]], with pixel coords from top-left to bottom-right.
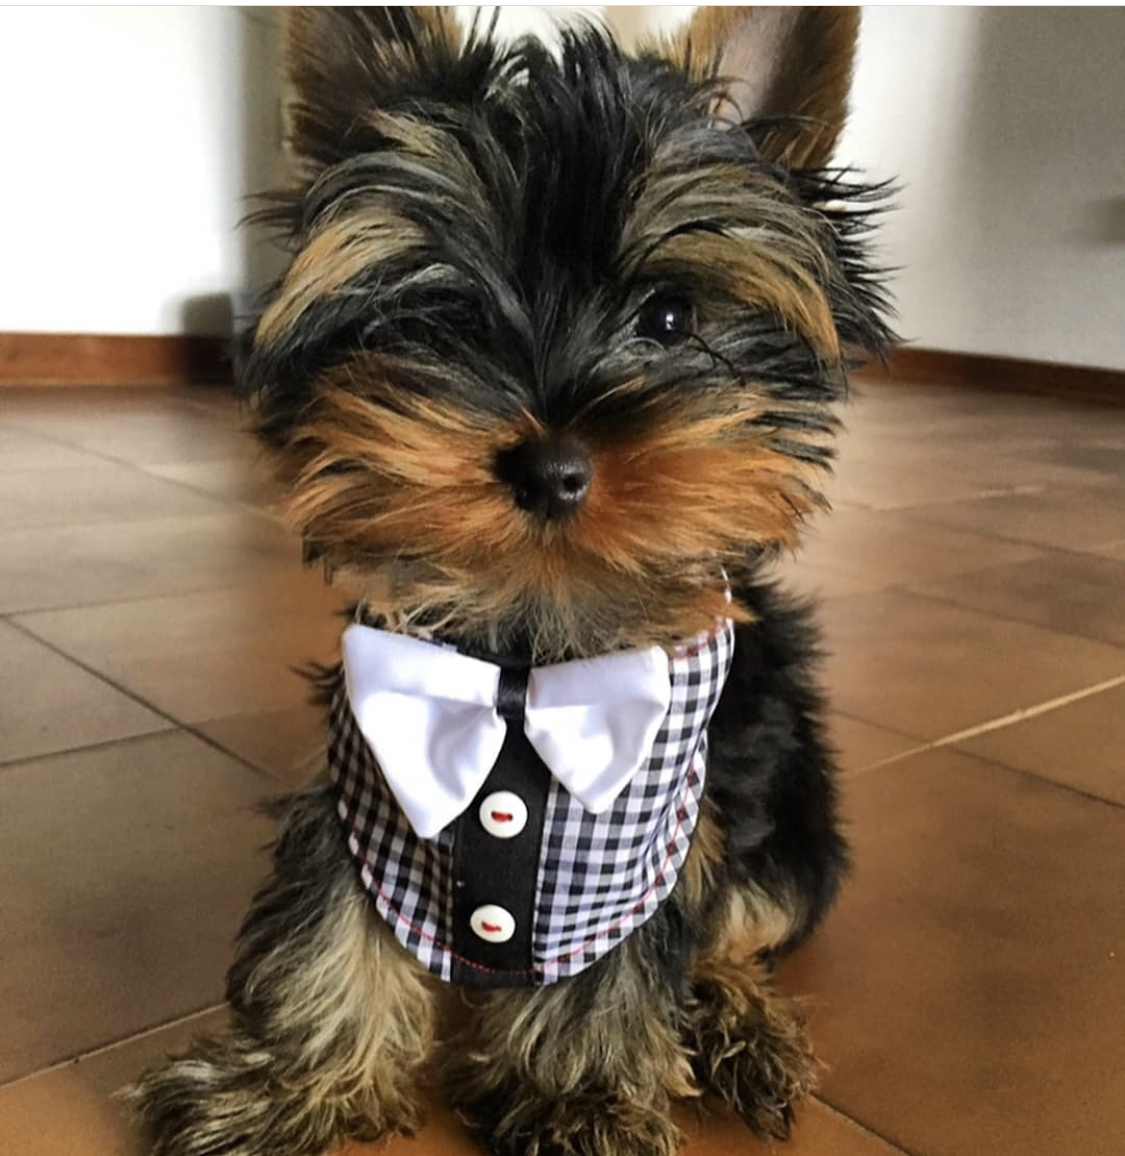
[[243, 6, 893, 658]]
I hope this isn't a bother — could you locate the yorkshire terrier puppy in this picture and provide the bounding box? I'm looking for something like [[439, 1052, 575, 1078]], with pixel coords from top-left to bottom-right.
[[129, 7, 892, 1156]]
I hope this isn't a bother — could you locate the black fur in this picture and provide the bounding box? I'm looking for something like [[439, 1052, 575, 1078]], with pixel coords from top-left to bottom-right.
[[245, 18, 892, 452], [129, 9, 893, 1156]]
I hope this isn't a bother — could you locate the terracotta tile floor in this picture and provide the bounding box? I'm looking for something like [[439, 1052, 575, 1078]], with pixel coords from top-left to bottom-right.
[[1, 380, 1123, 1156]]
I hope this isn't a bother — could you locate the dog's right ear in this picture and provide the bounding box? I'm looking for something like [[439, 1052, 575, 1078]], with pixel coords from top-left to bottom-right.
[[284, 6, 488, 180]]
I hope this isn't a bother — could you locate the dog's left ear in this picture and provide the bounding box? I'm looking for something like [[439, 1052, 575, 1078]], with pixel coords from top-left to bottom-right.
[[284, 6, 479, 179], [659, 6, 861, 169]]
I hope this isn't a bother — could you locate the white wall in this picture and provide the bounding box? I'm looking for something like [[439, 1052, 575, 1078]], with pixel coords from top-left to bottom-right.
[[611, 5, 1125, 370], [0, 6, 283, 336], [843, 6, 1125, 369], [3, 6, 1122, 366]]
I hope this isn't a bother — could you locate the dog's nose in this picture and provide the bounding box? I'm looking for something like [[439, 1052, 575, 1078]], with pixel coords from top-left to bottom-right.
[[496, 436, 592, 521]]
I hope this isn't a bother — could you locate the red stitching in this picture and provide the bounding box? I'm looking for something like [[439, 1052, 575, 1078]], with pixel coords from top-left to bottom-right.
[[552, 759, 698, 964], [349, 758, 702, 978]]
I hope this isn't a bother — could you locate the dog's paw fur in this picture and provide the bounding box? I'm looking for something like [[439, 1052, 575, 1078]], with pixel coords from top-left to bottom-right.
[[453, 1081, 683, 1156], [123, 1024, 421, 1156], [686, 980, 819, 1140]]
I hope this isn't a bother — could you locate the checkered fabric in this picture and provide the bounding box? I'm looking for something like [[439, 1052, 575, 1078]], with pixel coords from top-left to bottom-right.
[[328, 619, 735, 985]]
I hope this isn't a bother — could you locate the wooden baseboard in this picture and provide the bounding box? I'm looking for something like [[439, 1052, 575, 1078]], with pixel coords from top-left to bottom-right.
[[858, 347, 1125, 405], [4, 332, 1121, 403], [0, 332, 232, 387]]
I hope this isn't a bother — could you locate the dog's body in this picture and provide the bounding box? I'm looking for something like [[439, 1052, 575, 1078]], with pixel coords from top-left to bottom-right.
[[130, 8, 892, 1155]]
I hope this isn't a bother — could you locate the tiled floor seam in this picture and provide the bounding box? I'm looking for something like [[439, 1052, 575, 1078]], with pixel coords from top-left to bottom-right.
[[2, 618, 277, 781], [846, 680, 1125, 810], [859, 582, 1125, 657], [0, 727, 172, 771], [852, 670, 1125, 770], [811, 1096, 920, 1155], [942, 748, 1125, 813], [0, 402, 277, 520], [7, 572, 284, 620], [0, 1003, 228, 1093]]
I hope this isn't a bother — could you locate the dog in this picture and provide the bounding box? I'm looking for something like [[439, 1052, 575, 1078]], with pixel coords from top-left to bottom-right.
[[128, 7, 893, 1155]]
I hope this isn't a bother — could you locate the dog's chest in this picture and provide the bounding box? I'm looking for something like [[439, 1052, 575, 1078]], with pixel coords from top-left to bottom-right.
[[327, 621, 734, 987]]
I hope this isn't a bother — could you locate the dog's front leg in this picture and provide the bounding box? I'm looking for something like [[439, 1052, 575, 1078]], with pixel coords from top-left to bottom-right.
[[445, 923, 695, 1156], [125, 785, 437, 1156], [684, 883, 820, 1141]]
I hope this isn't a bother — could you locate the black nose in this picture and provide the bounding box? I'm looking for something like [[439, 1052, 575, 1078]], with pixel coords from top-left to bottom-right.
[[495, 436, 592, 521]]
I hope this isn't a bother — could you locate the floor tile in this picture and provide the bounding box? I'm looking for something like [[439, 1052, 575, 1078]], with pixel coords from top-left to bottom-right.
[[344, 1095, 907, 1156], [16, 573, 349, 724], [795, 507, 1045, 590], [141, 458, 282, 509], [677, 1099, 907, 1156], [779, 747, 1125, 1156], [913, 550, 1125, 648], [847, 382, 1125, 447], [827, 713, 921, 775], [195, 702, 327, 784], [0, 1034, 903, 1156], [0, 732, 273, 1083], [1022, 436, 1125, 477], [0, 1009, 227, 1156], [904, 484, 1125, 554], [1096, 537, 1125, 560], [0, 463, 231, 531], [0, 424, 107, 472], [0, 621, 169, 763], [767, 554, 885, 601], [819, 589, 1125, 740], [956, 682, 1125, 805], [3, 388, 249, 467], [0, 511, 299, 614], [2, 386, 208, 421], [825, 453, 999, 513]]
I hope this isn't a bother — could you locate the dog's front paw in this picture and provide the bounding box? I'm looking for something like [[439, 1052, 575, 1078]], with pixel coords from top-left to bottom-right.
[[687, 981, 819, 1140], [453, 1080, 682, 1156], [124, 1028, 421, 1156]]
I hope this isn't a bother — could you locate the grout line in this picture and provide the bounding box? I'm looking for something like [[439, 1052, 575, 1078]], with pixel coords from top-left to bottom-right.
[[1, 401, 279, 522], [871, 582, 1125, 664], [958, 752, 1125, 812], [0, 727, 174, 771], [847, 741, 933, 775], [6, 565, 304, 620], [843, 676, 1125, 786], [0, 1004, 228, 1092], [2, 619, 277, 782], [930, 674, 1125, 747], [812, 1095, 921, 1155]]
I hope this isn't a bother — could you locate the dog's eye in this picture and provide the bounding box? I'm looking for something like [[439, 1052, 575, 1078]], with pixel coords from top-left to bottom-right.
[[635, 294, 694, 346]]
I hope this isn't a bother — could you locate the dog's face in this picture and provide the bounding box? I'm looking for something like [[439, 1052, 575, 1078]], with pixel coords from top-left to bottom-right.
[[244, 6, 892, 659]]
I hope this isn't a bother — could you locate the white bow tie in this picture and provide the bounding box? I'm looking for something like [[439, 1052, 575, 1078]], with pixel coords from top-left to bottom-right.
[[341, 624, 672, 839]]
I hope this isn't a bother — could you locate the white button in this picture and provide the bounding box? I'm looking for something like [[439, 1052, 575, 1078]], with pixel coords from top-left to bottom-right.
[[470, 904, 515, 944], [478, 791, 528, 839]]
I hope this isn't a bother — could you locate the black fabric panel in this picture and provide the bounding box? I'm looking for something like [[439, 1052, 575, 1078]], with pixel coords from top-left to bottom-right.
[[450, 666, 551, 986]]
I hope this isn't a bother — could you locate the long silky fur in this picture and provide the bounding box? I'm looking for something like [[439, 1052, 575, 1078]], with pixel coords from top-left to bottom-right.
[[130, 7, 892, 1156], [124, 787, 438, 1156]]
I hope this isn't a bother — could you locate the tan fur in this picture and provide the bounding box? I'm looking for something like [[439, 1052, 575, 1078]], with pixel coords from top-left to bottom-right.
[[266, 883, 437, 1128], [678, 802, 727, 912], [658, 6, 861, 168], [261, 369, 827, 657], [125, 788, 440, 1155], [283, 7, 465, 181], [686, 894, 819, 1140], [447, 940, 696, 1156], [714, 881, 805, 959], [620, 152, 842, 355], [258, 212, 424, 344]]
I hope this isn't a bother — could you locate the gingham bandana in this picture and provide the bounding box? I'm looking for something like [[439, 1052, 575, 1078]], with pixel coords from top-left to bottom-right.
[[328, 619, 735, 987]]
